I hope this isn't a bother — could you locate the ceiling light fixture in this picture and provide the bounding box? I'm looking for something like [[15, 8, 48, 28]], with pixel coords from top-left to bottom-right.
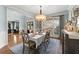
[[35, 6, 46, 21]]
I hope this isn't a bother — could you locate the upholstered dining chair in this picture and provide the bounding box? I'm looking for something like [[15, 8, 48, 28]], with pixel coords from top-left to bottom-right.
[[22, 33, 36, 54]]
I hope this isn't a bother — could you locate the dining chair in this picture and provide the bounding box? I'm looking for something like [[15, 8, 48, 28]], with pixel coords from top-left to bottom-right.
[[43, 31, 50, 49], [44, 31, 50, 42], [22, 33, 36, 54]]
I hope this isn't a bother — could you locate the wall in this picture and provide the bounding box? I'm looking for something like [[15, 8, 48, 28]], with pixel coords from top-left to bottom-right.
[[0, 6, 8, 48], [7, 8, 26, 32], [49, 10, 69, 21], [0, 6, 34, 49]]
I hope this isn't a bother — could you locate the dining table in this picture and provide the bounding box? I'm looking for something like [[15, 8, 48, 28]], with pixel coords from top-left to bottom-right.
[[28, 33, 46, 48]]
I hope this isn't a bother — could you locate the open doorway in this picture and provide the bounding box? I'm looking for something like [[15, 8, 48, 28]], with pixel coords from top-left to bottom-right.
[[8, 21, 19, 34], [8, 21, 20, 47]]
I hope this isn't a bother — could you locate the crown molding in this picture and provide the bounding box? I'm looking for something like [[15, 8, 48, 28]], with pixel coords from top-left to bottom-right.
[[4, 5, 34, 18]]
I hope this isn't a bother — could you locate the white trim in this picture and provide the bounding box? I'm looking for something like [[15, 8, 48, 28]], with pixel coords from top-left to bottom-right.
[[5, 6, 33, 18]]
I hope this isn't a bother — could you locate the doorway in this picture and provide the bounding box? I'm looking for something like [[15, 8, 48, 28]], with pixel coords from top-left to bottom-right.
[[8, 21, 19, 34], [8, 21, 20, 47]]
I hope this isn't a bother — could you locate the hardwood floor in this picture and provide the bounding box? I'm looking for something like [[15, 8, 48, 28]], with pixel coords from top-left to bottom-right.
[[0, 33, 22, 54], [0, 46, 13, 54], [0, 33, 62, 54], [8, 33, 22, 47]]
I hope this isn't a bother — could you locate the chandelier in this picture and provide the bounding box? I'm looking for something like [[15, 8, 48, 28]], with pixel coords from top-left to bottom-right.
[[35, 6, 46, 21]]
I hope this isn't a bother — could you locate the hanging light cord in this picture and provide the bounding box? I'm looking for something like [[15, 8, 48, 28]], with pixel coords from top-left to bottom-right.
[[40, 6, 42, 15]]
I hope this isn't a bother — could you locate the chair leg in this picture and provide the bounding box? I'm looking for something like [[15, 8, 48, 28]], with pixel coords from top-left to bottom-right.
[[45, 39, 49, 49], [28, 44, 30, 54], [23, 45, 25, 54], [28, 48, 30, 54]]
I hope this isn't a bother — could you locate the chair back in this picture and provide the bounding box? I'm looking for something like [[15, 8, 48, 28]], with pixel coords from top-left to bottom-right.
[[44, 31, 50, 42], [46, 31, 50, 38], [22, 32, 29, 44]]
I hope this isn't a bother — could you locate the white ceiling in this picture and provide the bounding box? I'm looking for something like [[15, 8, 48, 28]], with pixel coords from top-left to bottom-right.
[[6, 5, 69, 15]]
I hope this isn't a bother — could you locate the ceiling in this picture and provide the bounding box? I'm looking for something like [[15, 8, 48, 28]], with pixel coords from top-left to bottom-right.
[[6, 5, 69, 16]]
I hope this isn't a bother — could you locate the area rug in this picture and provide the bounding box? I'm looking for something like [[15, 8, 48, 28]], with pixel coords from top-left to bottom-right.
[[10, 43, 28, 54], [9, 43, 46, 54], [10, 43, 37, 54], [9, 38, 62, 54]]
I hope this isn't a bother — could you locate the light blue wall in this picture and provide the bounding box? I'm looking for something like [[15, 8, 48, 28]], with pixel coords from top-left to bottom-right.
[[64, 11, 69, 23], [19, 16, 26, 31], [0, 6, 8, 48], [0, 6, 7, 31], [7, 8, 26, 31]]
